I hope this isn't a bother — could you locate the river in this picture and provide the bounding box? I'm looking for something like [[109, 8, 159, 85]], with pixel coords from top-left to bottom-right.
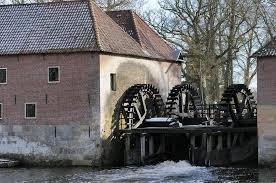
[[0, 161, 274, 183]]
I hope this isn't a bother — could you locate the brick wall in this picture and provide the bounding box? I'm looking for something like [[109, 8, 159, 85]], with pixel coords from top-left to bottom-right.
[[0, 53, 100, 125], [257, 56, 276, 166], [0, 52, 102, 166]]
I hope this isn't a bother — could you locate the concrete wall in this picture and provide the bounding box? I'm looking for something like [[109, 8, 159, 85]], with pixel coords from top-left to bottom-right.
[[99, 54, 181, 165], [0, 53, 102, 166], [257, 56, 276, 167]]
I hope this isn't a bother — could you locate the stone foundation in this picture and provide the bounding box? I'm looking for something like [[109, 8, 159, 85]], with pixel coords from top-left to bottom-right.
[[0, 124, 102, 166]]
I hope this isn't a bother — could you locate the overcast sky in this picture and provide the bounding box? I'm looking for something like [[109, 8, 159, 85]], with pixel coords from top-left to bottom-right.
[[144, 0, 159, 9]]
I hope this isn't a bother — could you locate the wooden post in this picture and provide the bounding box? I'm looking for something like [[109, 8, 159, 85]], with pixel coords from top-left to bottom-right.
[[140, 133, 146, 165], [199, 133, 207, 165], [157, 135, 165, 154], [149, 136, 154, 156], [207, 135, 213, 152], [124, 133, 131, 165], [190, 135, 196, 164], [239, 133, 244, 145], [232, 133, 239, 146], [205, 134, 213, 166], [227, 132, 232, 148], [190, 135, 196, 147], [201, 133, 207, 149], [217, 135, 223, 150]]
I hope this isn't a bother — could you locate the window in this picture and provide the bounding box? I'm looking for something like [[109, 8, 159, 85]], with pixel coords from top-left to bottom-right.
[[25, 103, 36, 119], [0, 68, 7, 84], [110, 73, 117, 91], [48, 66, 60, 83], [0, 103, 2, 119]]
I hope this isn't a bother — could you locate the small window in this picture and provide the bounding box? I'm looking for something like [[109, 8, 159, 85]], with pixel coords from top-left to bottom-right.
[[0, 103, 2, 119], [110, 73, 117, 91], [48, 66, 60, 83], [0, 68, 7, 84], [25, 103, 36, 119]]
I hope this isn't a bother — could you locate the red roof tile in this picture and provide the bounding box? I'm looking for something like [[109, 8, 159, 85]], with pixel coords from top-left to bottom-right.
[[106, 10, 179, 61]]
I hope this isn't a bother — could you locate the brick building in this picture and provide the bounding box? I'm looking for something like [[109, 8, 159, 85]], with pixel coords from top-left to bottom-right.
[[254, 37, 276, 167], [0, 1, 181, 166]]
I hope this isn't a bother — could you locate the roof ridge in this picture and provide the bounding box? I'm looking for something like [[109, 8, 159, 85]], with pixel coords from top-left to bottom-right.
[[0, 0, 85, 7], [130, 10, 143, 46], [106, 9, 132, 13], [87, 1, 103, 51]]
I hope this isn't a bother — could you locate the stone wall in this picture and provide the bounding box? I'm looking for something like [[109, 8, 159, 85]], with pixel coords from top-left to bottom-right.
[[99, 54, 181, 165], [0, 52, 102, 166], [257, 56, 276, 167]]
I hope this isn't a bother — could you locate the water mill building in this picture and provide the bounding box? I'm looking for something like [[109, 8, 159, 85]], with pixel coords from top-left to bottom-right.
[[0, 0, 181, 166], [254, 36, 276, 167]]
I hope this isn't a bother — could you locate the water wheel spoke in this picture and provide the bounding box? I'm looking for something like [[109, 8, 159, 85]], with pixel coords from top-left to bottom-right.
[[139, 91, 148, 115], [233, 94, 241, 116], [179, 92, 183, 114], [133, 103, 142, 120], [184, 92, 189, 113]]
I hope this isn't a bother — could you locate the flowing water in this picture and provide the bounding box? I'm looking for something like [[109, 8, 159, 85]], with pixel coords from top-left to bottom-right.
[[0, 161, 273, 183]]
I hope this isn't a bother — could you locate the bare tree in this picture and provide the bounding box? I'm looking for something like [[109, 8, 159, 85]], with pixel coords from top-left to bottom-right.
[[96, 0, 144, 10], [2, 0, 144, 10], [145, 0, 275, 103]]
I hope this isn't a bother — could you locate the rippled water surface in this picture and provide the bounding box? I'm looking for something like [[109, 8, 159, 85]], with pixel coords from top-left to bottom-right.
[[0, 161, 273, 183]]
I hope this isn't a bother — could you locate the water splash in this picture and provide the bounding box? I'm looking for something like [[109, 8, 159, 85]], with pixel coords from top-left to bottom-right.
[[90, 161, 212, 183]]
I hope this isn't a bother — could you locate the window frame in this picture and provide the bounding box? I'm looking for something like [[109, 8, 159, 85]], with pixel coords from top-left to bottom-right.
[[0, 103, 3, 120], [24, 102, 37, 119], [110, 73, 117, 91], [0, 68, 7, 85], [48, 66, 60, 84]]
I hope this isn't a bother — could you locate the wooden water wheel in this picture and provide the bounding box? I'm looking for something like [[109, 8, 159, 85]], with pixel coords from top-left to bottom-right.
[[218, 84, 257, 127], [118, 84, 165, 129]]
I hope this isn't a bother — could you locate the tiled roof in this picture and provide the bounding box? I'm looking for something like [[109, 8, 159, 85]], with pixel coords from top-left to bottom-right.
[[0, 1, 98, 54], [0, 0, 177, 61], [252, 37, 276, 57], [90, 3, 146, 57], [106, 10, 179, 61]]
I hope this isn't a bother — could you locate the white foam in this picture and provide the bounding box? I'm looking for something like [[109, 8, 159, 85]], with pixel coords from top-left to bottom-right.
[[91, 161, 211, 182]]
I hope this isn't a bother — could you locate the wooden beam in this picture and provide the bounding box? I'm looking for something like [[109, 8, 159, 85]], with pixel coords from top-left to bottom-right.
[[149, 136, 154, 156], [140, 133, 146, 165]]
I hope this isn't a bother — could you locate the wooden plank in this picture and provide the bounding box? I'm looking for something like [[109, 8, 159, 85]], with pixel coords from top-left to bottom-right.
[[120, 126, 257, 135]]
